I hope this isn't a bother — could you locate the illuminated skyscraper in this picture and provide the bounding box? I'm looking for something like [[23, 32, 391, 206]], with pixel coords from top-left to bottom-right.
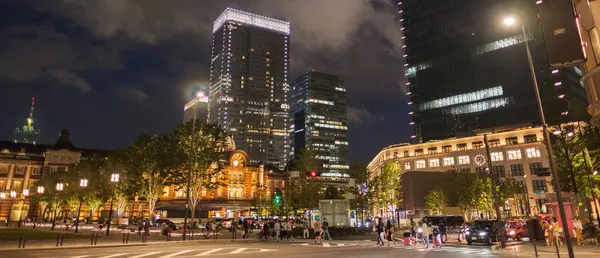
[[184, 92, 209, 123], [13, 97, 40, 144], [291, 71, 349, 177], [398, 0, 587, 142], [209, 8, 290, 169]]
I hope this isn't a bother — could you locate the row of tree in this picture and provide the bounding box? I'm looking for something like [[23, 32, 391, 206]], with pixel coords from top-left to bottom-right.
[[31, 121, 228, 223]]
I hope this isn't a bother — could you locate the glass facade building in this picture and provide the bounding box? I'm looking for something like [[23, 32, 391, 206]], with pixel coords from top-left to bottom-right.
[[183, 94, 209, 123], [399, 0, 588, 142], [291, 71, 349, 177], [209, 8, 290, 169]]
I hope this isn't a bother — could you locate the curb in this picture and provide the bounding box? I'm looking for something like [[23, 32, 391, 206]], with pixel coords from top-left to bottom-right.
[[0, 238, 258, 252]]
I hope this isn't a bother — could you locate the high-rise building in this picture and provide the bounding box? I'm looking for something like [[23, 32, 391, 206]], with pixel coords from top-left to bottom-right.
[[209, 8, 290, 169], [13, 97, 39, 144], [398, 0, 588, 142], [291, 71, 349, 177], [183, 92, 209, 123]]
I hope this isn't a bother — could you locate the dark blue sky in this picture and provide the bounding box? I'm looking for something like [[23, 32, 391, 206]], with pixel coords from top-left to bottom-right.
[[0, 0, 409, 162]]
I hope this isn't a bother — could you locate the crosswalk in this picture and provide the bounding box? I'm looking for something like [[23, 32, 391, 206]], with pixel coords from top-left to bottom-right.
[[65, 248, 277, 258], [294, 241, 496, 255]]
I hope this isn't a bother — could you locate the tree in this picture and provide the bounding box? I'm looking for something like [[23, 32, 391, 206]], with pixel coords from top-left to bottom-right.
[[165, 121, 228, 223], [294, 149, 319, 172], [498, 175, 529, 217], [370, 161, 402, 218], [251, 183, 270, 216], [348, 159, 368, 185], [288, 178, 323, 211], [324, 185, 342, 199], [425, 189, 448, 215], [126, 134, 171, 218]]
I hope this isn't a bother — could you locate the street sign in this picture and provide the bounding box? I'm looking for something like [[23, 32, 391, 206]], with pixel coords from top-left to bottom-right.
[[535, 167, 551, 177]]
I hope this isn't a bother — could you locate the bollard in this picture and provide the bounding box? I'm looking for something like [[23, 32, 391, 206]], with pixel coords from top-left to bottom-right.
[[126, 232, 130, 244], [22, 237, 26, 249], [18, 236, 23, 248], [91, 233, 94, 246], [56, 234, 60, 247], [60, 234, 64, 247], [94, 233, 98, 246], [122, 233, 126, 244]]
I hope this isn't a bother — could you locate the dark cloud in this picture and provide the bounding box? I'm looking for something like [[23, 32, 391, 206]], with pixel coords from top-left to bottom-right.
[[0, 0, 408, 162]]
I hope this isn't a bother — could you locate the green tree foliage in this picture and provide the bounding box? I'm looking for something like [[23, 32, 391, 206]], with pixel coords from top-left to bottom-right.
[[294, 149, 319, 172], [288, 178, 323, 211], [455, 175, 494, 220], [370, 161, 402, 216], [425, 188, 448, 215], [164, 121, 228, 223], [324, 185, 342, 199], [251, 184, 270, 216]]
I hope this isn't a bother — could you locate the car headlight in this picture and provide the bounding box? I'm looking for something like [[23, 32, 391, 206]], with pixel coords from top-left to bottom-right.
[[465, 231, 470, 235], [479, 232, 487, 236], [509, 230, 515, 235]]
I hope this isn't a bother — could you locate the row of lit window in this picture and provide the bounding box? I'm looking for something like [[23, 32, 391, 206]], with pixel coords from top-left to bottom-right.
[[307, 99, 334, 105], [446, 97, 510, 115], [404, 148, 541, 170], [314, 123, 348, 130], [420, 86, 503, 111]]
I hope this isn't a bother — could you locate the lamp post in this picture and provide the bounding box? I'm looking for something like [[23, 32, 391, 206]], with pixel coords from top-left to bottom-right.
[[6, 191, 16, 228], [504, 16, 575, 258], [33, 186, 44, 229], [18, 189, 29, 227], [183, 91, 203, 241], [0, 192, 6, 227], [52, 183, 64, 230], [106, 173, 119, 236], [75, 178, 88, 233]]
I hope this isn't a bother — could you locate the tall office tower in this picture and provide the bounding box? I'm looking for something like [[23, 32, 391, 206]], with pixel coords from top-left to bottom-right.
[[209, 8, 290, 169], [13, 97, 40, 144], [183, 92, 209, 123], [398, 0, 588, 142], [291, 71, 349, 177]]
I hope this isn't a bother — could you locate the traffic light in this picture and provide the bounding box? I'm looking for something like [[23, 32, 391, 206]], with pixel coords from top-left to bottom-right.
[[538, 0, 586, 67], [274, 195, 281, 204], [310, 171, 317, 177]]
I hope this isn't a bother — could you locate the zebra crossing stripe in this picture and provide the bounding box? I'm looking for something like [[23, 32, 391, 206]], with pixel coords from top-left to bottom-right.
[[130, 252, 161, 258], [322, 242, 331, 247], [159, 250, 194, 258], [229, 248, 247, 254], [99, 254, 128, 258], [196, 248, 223, 256]]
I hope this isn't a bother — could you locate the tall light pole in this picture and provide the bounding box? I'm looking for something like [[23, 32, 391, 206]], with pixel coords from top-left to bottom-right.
[[6, 191, 16, 228], [107, 173, 119, 236], [75, 178, 88, 233], [52, 183, 64, 230], [183, 91, 203, 240], [33, 186, 44, 229], [18, 189, 29, 227], [504, 16, 574, 258]]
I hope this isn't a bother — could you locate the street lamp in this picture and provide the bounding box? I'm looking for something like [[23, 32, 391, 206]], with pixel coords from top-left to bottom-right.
[[504, 15, 575, 258], [6, 191, 16, 228], [51, 183, 64, 230], [18, 189, 29, 227], [106, 173, 119, 236], [33, 186, 44, 229], [75, 178, 88, 233]]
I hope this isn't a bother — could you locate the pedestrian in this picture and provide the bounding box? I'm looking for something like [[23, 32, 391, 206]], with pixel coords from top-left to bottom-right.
[[303, 218, 310, 239], [552, 218, 563, 246], [376, 218, 385, 246], [421, 221, 431, 248], [543, 219, 554, 247], [262, 221, 270, 240], [439, 222, 447, 243], [386, 219, 395, 246], [243, 218, 250, 239], [281, 220, 288, 241], [313, 219, 322, 243], [410, 221, 417, 246], [583, 217, 597, 245], [274, 219, 281, 241], [286, 220, 294, 241], [573, 218, 584, 246], [322, 218, 331, 240]]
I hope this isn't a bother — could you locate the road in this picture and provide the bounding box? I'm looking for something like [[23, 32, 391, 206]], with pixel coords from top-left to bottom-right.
[[0, 239, 516, 258]]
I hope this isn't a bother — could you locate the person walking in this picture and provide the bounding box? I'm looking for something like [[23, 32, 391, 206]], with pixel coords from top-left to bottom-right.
[[322, 218, 332, 240], [262, 220, 270, 240], [573, 218, 584, 246], [303, 218, 310, 239], [313, 219, 322, 243], [421, 221, 431, 248], [543, 219, 554, 247], [386, 219, 395, 246], [376, 218, 385, 246], [274, 219, 281, 241], [286, 220, 294, 241], [552, 218, 563, 246], [243, 218, 250, 239]]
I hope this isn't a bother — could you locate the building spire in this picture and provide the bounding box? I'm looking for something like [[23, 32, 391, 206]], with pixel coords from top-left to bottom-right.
[[13, 96, 40, 144], [27, 96, 35, 127]]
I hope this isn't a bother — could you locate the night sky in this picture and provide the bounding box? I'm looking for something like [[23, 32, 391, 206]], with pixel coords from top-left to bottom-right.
[[0, 0, 408, 162]]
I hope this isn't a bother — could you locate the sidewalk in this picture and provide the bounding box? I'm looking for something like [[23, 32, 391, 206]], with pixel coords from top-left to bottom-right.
[[0, 229, 253, 251], [499, 241, 600, 257]]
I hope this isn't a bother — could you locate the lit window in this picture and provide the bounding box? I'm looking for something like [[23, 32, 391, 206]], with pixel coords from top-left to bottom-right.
[[507, 150, 522, 160], [416, 160, 426, 169], [477, 34, 531, 55], [420, 86, 503, 111], [443, 157, 455, 166], [404, 161, 412, 170], [526, 148, 541, 158], [491, 152, 504, 162], [446, 97, 510, 115], [429, 159, 440, 168], [458, 156, 470, 165]]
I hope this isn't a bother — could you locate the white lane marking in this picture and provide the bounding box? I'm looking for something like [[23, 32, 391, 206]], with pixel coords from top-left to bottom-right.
[[99, 254, 129, 258], [130, 252, 162, 258], [322, 242, 331, 247], [338, 243, 345, 246], [301, 243, 309, 246], [196, 248, 223, 256], [70, 256, 91, 258], [229, 248, 247, 254], [159, 250, 194, 258], [259, 249, 272, 252]]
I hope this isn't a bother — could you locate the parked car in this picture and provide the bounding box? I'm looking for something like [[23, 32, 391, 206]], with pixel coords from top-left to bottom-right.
[[154, 219, 178, 230], [505, 220, 529, 241], [466, 220, 501, 245]]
